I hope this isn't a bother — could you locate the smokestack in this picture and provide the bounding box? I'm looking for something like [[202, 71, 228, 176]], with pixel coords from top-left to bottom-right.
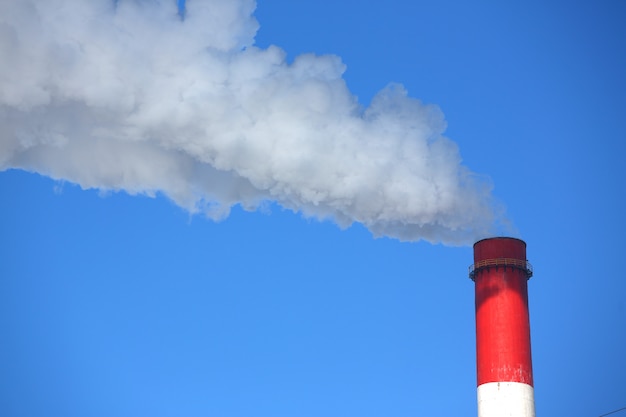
[[469, 237, 535, 417]]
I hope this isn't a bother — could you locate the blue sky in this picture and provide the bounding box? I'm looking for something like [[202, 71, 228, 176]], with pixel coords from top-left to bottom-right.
[[1, 1, 625, 416]]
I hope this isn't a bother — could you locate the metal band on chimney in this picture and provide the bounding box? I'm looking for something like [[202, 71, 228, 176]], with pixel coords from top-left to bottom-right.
[[469, 257, 533, 281]]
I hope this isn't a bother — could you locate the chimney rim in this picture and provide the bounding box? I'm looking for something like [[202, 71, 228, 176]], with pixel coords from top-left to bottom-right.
[[473, 236, 526, 249]]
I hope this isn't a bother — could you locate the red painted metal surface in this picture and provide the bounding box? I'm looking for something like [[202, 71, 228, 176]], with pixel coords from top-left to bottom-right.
[[473, 237, 534, 387]]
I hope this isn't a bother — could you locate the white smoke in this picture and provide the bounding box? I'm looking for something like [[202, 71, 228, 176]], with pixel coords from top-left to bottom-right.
[[0, 0, 506, 245]]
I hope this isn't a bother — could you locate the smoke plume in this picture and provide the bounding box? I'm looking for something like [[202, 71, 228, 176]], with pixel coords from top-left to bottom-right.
[[0, 0, 505, 245]]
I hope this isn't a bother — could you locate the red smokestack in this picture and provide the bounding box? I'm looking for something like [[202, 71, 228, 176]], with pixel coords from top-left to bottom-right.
[[470, 237, 535, 417]]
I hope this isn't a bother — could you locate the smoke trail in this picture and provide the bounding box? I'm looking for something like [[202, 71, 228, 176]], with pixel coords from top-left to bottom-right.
[[0, 0, 506, 245]]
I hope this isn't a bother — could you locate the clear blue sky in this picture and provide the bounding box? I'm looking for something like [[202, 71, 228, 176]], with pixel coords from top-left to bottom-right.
[[1, 1, 625, 416]]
